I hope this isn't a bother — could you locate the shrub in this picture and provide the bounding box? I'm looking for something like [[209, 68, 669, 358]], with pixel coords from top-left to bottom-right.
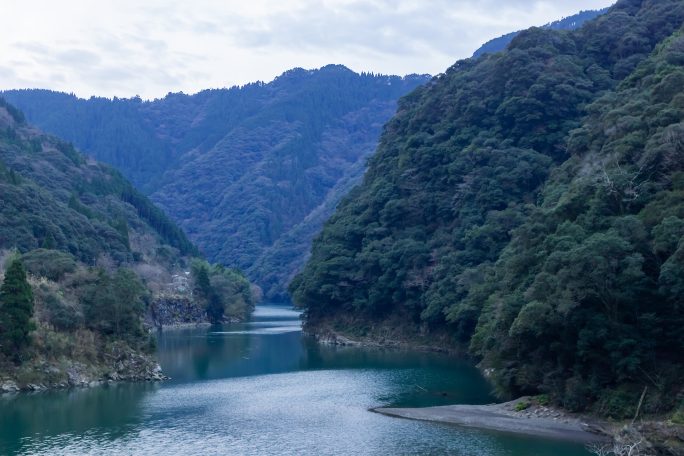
[[44, 293, 81, 331], [515, 400, 531, 412], [22, 249, 76, 281]]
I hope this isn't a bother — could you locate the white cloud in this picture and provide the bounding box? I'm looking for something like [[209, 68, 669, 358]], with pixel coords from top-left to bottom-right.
[[0, 0, 615, 99]]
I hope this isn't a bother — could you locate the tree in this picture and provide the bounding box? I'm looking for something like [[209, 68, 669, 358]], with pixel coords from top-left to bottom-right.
[[0, 259, 35, 362], [82, 268, 146, 339], [206, 292, 224, 325]]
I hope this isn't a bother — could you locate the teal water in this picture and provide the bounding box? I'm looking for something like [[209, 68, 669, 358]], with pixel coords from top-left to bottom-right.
[[0, 305, 591, 455]]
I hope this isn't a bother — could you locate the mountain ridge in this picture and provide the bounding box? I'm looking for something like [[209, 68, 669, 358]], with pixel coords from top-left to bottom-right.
[[472, 8, 610, 58], [3, 67, 430, 300]]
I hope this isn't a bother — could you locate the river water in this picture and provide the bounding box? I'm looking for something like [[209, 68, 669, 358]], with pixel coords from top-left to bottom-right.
[[0, 305, 591, 455]]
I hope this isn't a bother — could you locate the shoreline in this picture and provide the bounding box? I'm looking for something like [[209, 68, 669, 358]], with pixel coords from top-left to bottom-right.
[[304, 323, 466, 356], [372, 397, 611, 443]]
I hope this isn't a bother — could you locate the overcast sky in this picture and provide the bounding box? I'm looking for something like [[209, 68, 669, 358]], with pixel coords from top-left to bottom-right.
[[1, 0, 615, 99]]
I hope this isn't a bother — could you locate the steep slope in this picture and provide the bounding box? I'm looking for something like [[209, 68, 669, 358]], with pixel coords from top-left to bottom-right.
[[0, 98, 196, 263], [291, 0, 684, 416], [0, 99, 254, 390], [3, 67, 429, 300], [473, 8, 610, 58], [471, 26, 684, 416]]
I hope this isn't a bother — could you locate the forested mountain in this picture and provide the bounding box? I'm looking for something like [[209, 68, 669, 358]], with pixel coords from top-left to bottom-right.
[[3, 67, 429, 300], [0, 99, 254, 388], [472, 8, 609, 58], [0, 98, 195, 263], [291, 0, 684, 417]]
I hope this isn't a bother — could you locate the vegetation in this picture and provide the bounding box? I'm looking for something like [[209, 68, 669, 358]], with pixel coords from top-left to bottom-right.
[[2, 67, 429, 300], [472, 8, 609, 58], [0, 259, 35, 363], [191, 260, 255, 323], [0, 100, 256, 386], [291, 0, 684, 415]]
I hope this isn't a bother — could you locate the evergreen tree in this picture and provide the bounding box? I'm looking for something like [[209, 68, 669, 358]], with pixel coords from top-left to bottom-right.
[[206, 291, 224, 325], [42, 232, 56, 249], [0, 259, 35, 362]]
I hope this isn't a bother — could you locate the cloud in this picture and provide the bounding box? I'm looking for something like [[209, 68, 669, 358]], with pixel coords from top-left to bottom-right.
[[0, 0, 616, 98], [222, 0, 609, 57]]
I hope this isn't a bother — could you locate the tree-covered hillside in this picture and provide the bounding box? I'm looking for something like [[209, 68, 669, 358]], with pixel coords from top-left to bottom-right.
[[0, 98, 196, 262], [0, 100, 255, 388], [291, 0, 684, 416], [3, 67, 429, 300], [472, 8, 610, 58]]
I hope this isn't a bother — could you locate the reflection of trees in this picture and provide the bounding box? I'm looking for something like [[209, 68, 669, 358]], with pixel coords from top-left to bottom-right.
[[158, 323, 310, 381], [0, 383, 157, 453], [156, 325, 250, 382]]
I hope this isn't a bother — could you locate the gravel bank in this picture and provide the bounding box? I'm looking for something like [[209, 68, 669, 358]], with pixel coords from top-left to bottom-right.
[[373, 397, 611, 443]]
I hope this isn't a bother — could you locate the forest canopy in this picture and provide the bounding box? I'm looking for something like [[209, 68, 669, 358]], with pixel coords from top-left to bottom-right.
[[290, 0, 684, 416]]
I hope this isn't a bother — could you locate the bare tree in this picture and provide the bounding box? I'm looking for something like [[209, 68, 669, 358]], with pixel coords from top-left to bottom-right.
[[587, 436, 644, 456]]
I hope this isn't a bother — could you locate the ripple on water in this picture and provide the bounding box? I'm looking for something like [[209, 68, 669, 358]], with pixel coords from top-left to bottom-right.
[[2, 306, 591, 456]]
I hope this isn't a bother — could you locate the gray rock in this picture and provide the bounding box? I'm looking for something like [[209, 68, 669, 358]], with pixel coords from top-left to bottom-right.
[[0, 380, 19, 393]]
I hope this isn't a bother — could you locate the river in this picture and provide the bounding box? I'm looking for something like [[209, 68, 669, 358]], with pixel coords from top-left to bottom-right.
[[0, 305, 591, 455]]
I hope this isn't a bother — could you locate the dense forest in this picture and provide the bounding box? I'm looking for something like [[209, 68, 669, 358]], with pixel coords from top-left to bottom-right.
[[0, 100, 254, 388], [291, 0, 684, 417], [472, 8, 609, 58], [3, 68, 429, 301]]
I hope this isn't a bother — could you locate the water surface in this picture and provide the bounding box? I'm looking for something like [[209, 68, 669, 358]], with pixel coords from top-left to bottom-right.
[[0, 305, 591, 455]]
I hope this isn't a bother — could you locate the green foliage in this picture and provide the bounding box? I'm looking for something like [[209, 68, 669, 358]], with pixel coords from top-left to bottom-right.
[[2, 68, 429, 299], [291, 0, 684, 414], [0, 260, 35, 362], [43, 292, 81, 331], [0, 97, 25, 124], [21, 249, 77, 281], [672, 403, 684, 425], [515, 401, 531, 412], [81, 268, 147, 340], [473, 9, 608, 58], [191, 259, 255, 323], [594, 386, 644, 419], [0, 100, 198, 263], [536, 394, 551, 406]]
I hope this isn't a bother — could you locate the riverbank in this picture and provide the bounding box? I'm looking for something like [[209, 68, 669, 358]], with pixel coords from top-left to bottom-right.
[[0, 339, 166, 394], [304, 316, 466, 355], [310, 323, 684, 453], [373, 397, 610, 443], [374, 398, 684, 454]]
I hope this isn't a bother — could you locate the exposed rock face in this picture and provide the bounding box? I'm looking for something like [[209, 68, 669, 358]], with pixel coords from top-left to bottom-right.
[[148, 294, 207, 327], [0, 342, 166, 394], [107, 343, 166, 382], [0, 380, 19, 393]]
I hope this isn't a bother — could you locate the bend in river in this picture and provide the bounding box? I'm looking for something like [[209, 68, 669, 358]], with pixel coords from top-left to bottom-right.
[[0, 305, 591, 455]]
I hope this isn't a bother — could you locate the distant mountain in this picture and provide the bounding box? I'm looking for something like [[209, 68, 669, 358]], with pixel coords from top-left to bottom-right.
[[3, 66, 429, 300], [472, 8, 609, 58]]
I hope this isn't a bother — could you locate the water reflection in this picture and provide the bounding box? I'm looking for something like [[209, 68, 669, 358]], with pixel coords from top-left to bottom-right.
[[0, 383, 157, 452], [157, 306, 305, 383], [0, 305, 591, 456]]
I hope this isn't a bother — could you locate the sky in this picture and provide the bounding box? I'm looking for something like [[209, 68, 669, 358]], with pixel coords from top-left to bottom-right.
[[0, 0, 615, 100]]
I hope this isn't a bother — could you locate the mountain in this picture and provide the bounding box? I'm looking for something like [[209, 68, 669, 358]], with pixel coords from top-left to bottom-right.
[[291, 0, 684, 419], [2, 67, 429, 301], [472, 8, 609, 58], [0, 99, 254, 390], [0, 98, 196, 263]]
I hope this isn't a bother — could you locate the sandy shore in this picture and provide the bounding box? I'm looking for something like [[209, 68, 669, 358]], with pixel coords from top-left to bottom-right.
[[372, 398, 611, 443]]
